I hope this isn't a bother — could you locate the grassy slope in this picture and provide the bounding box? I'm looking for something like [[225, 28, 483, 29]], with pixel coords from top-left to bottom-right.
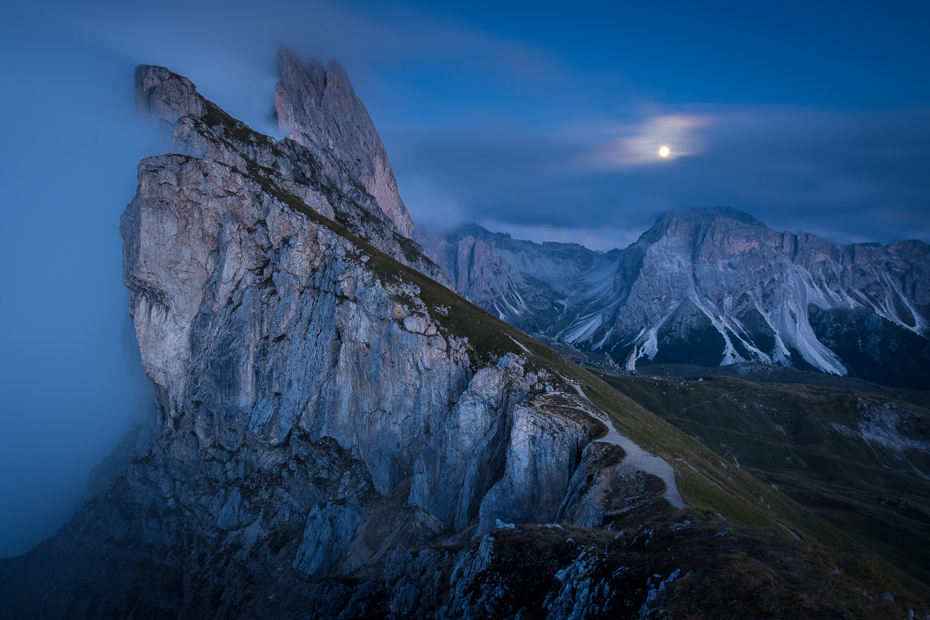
[[604, 372, 930, 585], [640, 361, 930, 410]]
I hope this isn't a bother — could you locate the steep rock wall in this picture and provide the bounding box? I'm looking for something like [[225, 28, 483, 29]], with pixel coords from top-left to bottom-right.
[[0, 55, 693, 620]]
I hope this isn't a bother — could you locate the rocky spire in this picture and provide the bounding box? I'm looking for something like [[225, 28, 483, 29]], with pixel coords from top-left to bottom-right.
[[135, 65, 205, 123], [620, 345, 638, 373], [275, 47, 415, 238]]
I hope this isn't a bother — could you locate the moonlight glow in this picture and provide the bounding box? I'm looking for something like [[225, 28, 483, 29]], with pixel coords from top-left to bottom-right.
[[659, 146, 670, 157]]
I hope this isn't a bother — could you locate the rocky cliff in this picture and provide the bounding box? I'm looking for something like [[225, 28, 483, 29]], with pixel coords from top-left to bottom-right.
[[0, 53, 926, 619], [419, 208, 930, 388], [274, 48, 414, 238]]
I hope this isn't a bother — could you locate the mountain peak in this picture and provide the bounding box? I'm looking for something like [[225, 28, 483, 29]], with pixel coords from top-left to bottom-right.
[[3, 51, 925, 620], [135, 65, 206, 124], [660, 205, 766, 228], [274, 47, 414, 237]]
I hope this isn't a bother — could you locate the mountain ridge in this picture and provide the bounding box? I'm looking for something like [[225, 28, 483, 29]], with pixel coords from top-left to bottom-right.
[[418, 207, 930, 388]]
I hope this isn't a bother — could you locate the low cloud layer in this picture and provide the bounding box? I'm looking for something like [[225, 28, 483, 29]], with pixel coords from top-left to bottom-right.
[[0, 12, 158, 556]]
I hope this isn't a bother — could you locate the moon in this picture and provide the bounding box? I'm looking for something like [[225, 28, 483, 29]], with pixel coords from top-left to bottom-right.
[[659, 146, 670, 158]]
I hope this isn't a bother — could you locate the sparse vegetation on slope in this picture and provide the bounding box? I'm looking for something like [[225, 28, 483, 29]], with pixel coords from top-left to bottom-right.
[[603, 370, 930, 586]]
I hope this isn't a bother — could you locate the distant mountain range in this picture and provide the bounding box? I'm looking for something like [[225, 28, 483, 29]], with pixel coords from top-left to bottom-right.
[[417, 207, 930, 388]]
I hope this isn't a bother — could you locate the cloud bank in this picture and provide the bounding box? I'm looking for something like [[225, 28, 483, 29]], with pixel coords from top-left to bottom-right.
[[605, 115, 711, 165]]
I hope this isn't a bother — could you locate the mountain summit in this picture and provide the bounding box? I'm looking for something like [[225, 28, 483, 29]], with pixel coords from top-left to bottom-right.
[[420, 207, 930, 387], [275, 47, 414, 237]]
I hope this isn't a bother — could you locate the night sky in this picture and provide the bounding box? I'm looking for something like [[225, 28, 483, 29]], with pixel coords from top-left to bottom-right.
[[1, 0, 928, 557]]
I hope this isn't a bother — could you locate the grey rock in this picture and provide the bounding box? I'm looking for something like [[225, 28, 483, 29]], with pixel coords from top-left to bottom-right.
[[294, 501, 364, 578], [620, 345, 638, 373], [408, 364, 516, 529], [418, 209, 930, 387], [558, 442, 625, 527], [545, 549, 606, 620], [124, 52, 655, 584], [477, 404, 588, 533], [135, 65, 205, 123], [276, 47, 414, 238], [0, 54, 695, 619], [413, 223, 597, 333], [133, 60, 448, 288]]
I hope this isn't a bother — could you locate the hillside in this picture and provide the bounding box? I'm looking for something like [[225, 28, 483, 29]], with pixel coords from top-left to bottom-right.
[[602, 368, 930, 583]]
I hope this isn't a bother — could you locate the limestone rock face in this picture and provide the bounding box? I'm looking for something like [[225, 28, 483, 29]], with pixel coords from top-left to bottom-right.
[[418, 208, 930, 388], [0, 54, 684, 619], [477, 404, 589, 533], [132, 59, 599, 550], [133, 63, 444, 287], [414, 222, 598, 333], [408, 364, 516, 530], [620, 345, 638, 373], [135, 65, 205, 123], [120, 152, 472, 490], [276, 47, 415, 238]]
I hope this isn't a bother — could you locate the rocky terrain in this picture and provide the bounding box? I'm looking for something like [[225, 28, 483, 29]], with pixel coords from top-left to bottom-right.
[[418, 209, 930, 388], [1, 50, 927, 619]]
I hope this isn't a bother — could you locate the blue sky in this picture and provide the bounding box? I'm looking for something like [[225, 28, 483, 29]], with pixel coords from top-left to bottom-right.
[[1, 0, 928, 557]]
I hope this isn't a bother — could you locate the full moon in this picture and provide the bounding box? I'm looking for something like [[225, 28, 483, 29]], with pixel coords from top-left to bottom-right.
[[659, 146, 670, 157]]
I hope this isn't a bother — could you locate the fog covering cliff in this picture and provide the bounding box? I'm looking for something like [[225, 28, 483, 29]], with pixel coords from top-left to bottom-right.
[[1, 50, 926, 619], [417, 209, 930, 388]]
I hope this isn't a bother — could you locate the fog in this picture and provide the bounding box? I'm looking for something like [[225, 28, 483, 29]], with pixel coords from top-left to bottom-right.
[[0, 18, 152, 556], [2, 0, 928, 557]]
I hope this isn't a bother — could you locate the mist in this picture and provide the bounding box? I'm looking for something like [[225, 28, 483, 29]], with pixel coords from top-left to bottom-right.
[[0, 17, 152, 557]]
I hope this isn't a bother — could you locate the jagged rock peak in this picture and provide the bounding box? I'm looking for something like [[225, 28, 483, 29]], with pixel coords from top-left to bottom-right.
[[275, 46, 415, 238], [420, 203, 930, 387], [135, 65, 205, 123], [659, 205, 767, 228], [130, 58, 448, 285]]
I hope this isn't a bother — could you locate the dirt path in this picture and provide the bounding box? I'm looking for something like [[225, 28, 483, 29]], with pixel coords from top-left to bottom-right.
[[677, 393, 728, 415], [566, 382, 687, 509]]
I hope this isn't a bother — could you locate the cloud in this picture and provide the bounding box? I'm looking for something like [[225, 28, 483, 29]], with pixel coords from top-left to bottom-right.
[[599, 114, 711, 165], [55, 0, 573, 133], [663, 106, 930, 243], [393, 102, 930, 249], [0, 10, 160, 557]]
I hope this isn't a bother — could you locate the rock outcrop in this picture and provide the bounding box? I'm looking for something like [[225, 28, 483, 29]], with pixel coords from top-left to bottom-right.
[[418, 209, 930, 388], [135, 58, 443, 287], [275, 48, 414, 238], [123, 55, 638, 553]]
